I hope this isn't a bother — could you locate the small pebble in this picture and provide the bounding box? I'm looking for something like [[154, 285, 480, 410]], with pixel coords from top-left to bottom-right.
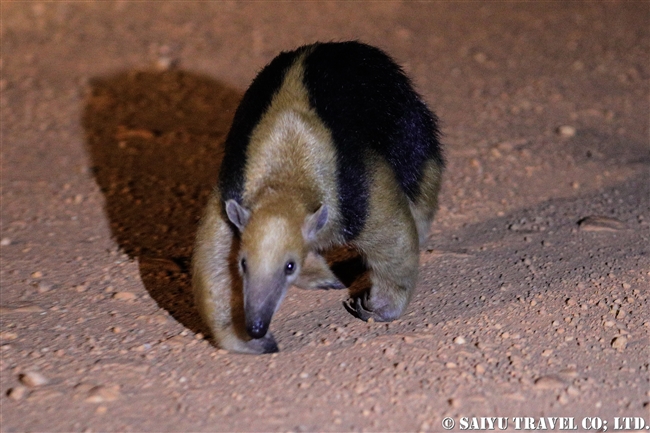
[[611, 336, 627, 350], [37, 282, 52, 293], [112, 291, 136, 301], [7, 386, 27, 400], [383, 347, 396, 359], [565, 298, 576, 307], [0, 238, 11, 246], [85, 384, 120, 403], [578, 216, 626, 232], [20, 371, 49, 387], [453, 336, 466, 345], [534, 375, 565, 390], [567, 386, 580, 396], [473, 52, 487, 63], [31, 271, 43, 279], [114, 126, 155, 141], [557, 368, 579, 379], [165, 335, 185, 349], [557, 125, 576, 137]]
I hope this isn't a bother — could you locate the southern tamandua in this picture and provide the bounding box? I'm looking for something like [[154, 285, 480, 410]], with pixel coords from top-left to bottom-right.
[[192, 41, 444, 354]]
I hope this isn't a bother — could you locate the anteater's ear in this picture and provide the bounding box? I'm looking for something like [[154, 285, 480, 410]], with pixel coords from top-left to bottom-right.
[[225, 199, 251, 232], [302, 204, 328, 242]]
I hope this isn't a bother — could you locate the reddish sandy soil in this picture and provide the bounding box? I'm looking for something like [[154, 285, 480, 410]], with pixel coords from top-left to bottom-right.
[[2, 3, 649, 432]]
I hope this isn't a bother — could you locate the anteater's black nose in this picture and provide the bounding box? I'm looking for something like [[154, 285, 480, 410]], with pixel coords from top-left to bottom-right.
[[246, 318, 268, 339]]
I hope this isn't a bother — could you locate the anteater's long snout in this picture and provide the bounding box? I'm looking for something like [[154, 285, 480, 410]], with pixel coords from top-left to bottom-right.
[[244, 280, 285, 340]]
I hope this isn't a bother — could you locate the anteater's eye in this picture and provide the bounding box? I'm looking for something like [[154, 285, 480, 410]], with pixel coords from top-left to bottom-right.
[[284, 260, 296, 276], [240, 258, 247, 273]]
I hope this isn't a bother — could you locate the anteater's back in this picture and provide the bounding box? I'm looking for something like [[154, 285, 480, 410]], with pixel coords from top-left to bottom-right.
[[220, 41, 443, 240]]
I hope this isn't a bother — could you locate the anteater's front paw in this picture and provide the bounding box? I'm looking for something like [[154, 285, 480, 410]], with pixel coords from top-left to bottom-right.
[[344, 292, 403, 323]]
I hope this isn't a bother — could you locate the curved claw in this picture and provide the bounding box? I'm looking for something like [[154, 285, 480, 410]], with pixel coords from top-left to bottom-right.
[[343, 295, 375, 321], [344, 291, 404, 323]]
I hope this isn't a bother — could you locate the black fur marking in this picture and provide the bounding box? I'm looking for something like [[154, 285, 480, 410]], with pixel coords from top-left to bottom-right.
[[219, 48, 308, 205], [303, 41, 443, 239]]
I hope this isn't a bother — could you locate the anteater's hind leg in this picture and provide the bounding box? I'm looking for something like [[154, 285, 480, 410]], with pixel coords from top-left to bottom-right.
[[408, 159, 443, 248], [345, 158, 420, 322]]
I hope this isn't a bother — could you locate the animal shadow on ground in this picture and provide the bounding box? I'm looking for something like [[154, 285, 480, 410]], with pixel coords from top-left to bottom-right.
[[82, 69, 240, 334], [82, 69, 367, 337]]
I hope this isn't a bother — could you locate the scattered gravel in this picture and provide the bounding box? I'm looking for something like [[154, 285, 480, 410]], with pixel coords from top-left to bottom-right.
[[2, 2, 648, 432]]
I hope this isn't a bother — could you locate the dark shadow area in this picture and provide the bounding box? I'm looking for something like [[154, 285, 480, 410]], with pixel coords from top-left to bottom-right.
[[320, 245, 369, 295], [82, 69, 241, 334], [329, 255, 368, 290]]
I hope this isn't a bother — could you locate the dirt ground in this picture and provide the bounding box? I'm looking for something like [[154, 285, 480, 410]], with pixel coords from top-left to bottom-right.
[[1, 2, 649, 432]]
